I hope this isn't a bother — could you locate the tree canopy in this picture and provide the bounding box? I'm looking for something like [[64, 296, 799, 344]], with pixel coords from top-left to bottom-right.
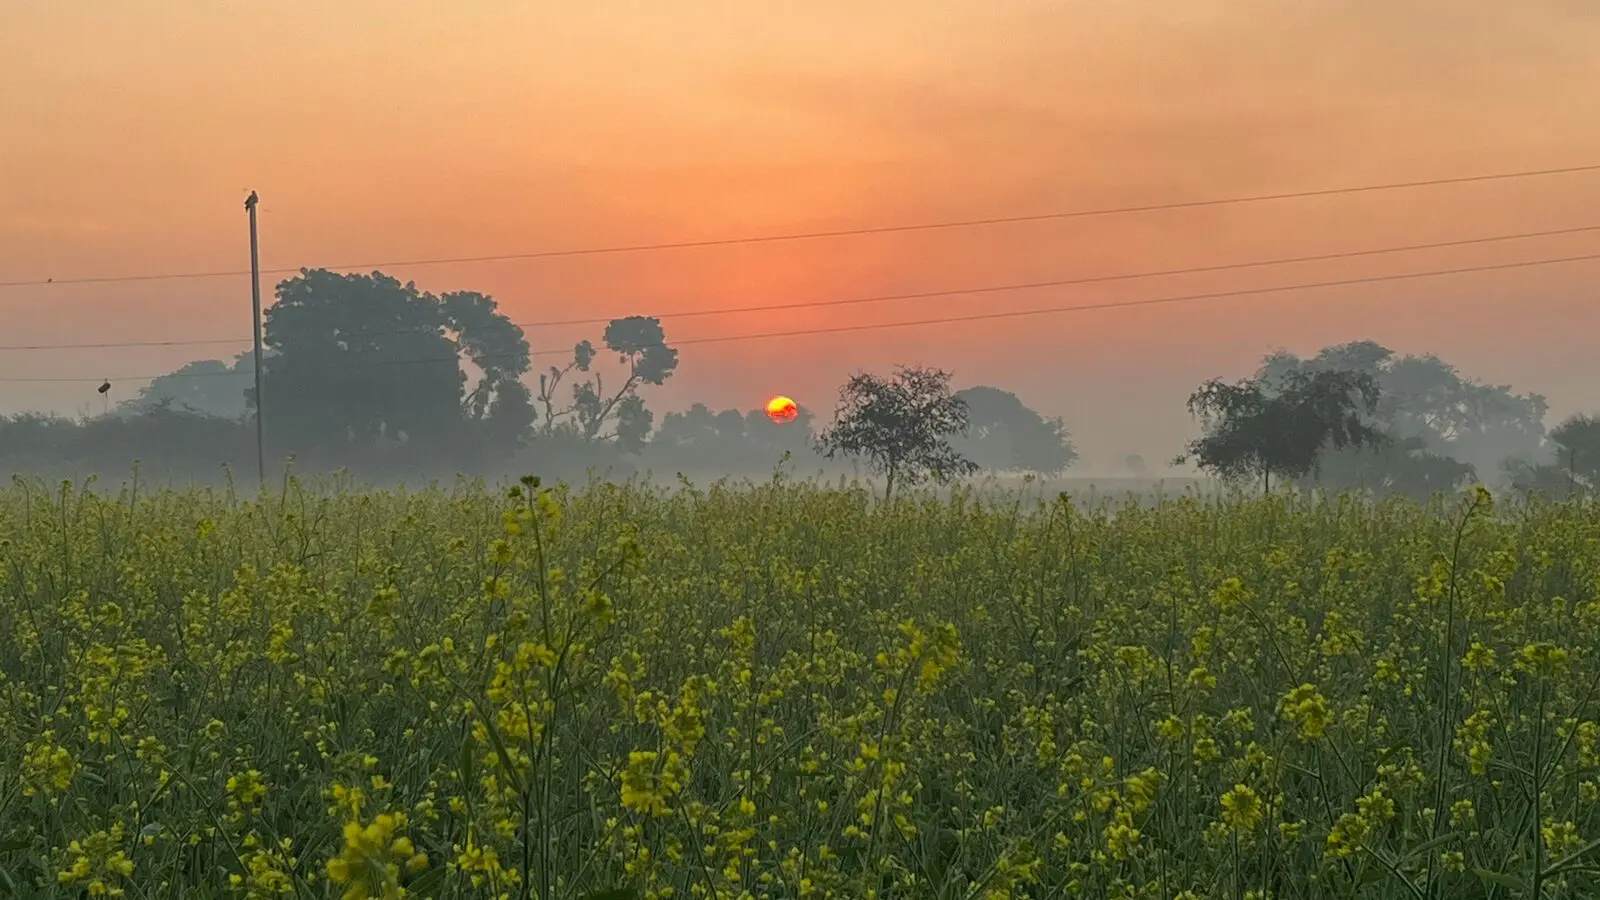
[[817, 365, 977, 500], [260, 269, 532, 465], [123, 353, 253, 419], [1506, 413, 1600, 499], [1260, 340, 1545, 489], [102, 272, 690, 479], [1179, 368, 1385, 492], [32, 306, 1568, 500], [652, 401, 821, 473], [950, 386, 1077, 475], [537, 315, 679, 454]]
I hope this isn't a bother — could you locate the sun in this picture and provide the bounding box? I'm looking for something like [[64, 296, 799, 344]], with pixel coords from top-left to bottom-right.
[[765, 395, 799, 424]]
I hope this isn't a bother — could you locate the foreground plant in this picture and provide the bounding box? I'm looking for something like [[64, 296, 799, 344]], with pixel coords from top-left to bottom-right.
[[0, 476, 1596, 897]]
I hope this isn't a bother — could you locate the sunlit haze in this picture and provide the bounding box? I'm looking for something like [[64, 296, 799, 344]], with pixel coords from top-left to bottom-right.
[[4, 0, 1600, 473]]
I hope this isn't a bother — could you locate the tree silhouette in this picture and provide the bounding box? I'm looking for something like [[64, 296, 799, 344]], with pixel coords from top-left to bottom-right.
[[536, 315, 678, 451], [650, 401, 820, 474], [123, 353, 253, 419], [261, 269, 532, 464], [535, 340, 596, 434], [1305, 435, 1476, 500], [441, 290, 535, 445], [1261, 340, 1546, 484], [951, 385, 1077, 475], [817, 365, 977, 501], [654, 403, 720, 446], [714, 408, 747, 443], [0, 405, 254, 482], [1507, 414, 1600, 499], [743, 404, 816, 454], [1179, 368, 1385, 493], [613, 394, 653, 454], [1554, 415, 1600, 483], [483, 379, 537, 452]]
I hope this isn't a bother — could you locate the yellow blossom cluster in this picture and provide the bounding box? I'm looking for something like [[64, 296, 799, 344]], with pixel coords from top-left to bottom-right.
[[0, 477, 1595, 896]]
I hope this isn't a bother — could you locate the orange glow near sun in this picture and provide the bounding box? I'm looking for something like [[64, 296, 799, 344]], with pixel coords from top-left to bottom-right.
[[765, 395, 798, 424]]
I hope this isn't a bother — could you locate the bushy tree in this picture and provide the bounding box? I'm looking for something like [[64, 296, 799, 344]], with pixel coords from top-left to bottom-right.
[[650, 401, 820, 474], [1261, 340, 1545, 489], [483, 379, 537, 452], [0, 405, 255, 482], [1506, 413, 1600, 499], [951, 386, 1077, 475], [261, 269, 532, 463], [123, 353, 253, 419], [743, 405, 817, 455], [1179, 368, 1385, 492], [817, 365, 977, 500], [444, 290, 536, 444], [1306, 435, 1476, 501], [653, 403, 720, 447]]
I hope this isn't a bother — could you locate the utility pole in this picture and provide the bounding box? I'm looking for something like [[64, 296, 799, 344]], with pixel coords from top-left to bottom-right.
[[245, 191, 266, 491]]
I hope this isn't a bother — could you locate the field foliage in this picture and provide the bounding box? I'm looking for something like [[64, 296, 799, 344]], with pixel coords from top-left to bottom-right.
[[1, 475, 1599, 899]]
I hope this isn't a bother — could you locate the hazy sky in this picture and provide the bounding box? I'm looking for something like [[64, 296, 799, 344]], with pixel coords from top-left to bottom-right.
[[4, 0, 1600, 470]]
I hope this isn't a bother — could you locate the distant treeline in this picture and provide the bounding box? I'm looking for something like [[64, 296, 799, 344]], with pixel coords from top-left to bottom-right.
[[0, 383, 1072, 489], [2, 268, 1595, 498]]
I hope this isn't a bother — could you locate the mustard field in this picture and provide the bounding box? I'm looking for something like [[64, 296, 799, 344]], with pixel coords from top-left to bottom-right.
[[3, 477, 1599, 899]]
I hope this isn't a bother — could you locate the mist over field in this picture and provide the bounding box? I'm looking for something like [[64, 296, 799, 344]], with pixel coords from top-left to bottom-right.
[[2, 1, 1599, 493], [9, 6, 1600, 897]]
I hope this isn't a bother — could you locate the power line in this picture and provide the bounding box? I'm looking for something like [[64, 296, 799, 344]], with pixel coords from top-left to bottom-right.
[[4, 220, 1600, 352], [5, 248, 1598, 384], [3, 161, 1600, 289]]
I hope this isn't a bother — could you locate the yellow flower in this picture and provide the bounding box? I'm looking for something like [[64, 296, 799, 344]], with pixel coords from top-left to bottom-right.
[[1544, 820, 1584, 862], [620, 750, 688, 817], [57, 824, 135, 898], [1220, 784, 1263, 832], [1516, 642, 1570, 677], [1103, 807, 1141, 860], [22, 731, 77, 797], [227, 769, 268, 812], [325, 812, 427, 900], [1454, 710, 1495, 777], [1279, 684, 1333, 740], [1462, 642, 1496, 671], [1156, 715, 1185, 741], [455, 839, 516, 890], [229, 836, 298, 898], [1123, 768, 1163, 814]]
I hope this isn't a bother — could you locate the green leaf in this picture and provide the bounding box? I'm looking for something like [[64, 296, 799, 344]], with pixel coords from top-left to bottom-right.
[[0, 840, 29, 854], [295, 820, 343, 864], [1548, 838, 1600, 874], [1357, 844, 1425, 900], [459, 729, 477, 789], [1396, 831, 1459, 864], [580, 890, 640, 900], [1472, 868, 1527, 891], [1356, 860, 1386, 884], [473, 706, 524, 795], [406, 866, 447, 896]]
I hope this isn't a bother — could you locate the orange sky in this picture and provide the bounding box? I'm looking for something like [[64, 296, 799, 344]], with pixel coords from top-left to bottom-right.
[[3, 0, 1600, 470]]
